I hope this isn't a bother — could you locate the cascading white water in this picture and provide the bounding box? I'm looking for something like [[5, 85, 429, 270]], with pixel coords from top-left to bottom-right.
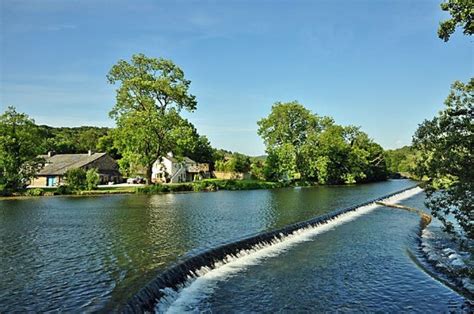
[[156, 187, 423, 313]]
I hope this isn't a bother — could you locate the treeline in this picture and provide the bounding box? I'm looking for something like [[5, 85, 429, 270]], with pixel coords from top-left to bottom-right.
[[1, 102, 396, 189], [257, 101, 389, 184], [0, 107, 256, 178], [384, 146, 418, 175], [36, 125, 112, 154]]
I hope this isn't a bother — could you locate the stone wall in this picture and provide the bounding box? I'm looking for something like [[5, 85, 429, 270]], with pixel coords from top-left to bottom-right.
[[212, 171, 251, 180], [29, 175, 62, 187], [87, 155, 122, 183]]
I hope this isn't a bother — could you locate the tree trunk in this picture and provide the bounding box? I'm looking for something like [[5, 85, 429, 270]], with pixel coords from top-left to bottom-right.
[[145, 165, 153, 185]]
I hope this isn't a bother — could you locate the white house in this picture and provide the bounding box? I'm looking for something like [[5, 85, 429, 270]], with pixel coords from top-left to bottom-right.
[[152, 153, 210, 183]]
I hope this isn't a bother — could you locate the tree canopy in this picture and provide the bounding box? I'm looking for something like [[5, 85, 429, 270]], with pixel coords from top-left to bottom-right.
[[437, 0, 473, 41], [413, 79, 473, 240], [37, 125, 111, 155], [257, 101, 388, 184], [107, 53, 198, 183], [0, 107, 43, 192], [384, 146, 418, 175]]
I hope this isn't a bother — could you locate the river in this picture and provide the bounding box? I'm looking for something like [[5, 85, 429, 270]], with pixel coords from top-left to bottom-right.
[[0, 180, 469, 311]]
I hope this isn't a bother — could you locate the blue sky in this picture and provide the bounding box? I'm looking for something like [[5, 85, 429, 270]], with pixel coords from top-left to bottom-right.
[[0, 0, 472, 156]]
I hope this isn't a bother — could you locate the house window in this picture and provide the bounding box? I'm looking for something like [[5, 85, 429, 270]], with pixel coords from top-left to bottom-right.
[[46, 176, 57, 187]]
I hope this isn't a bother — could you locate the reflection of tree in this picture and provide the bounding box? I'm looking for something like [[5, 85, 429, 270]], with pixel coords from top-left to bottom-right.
[[102, 193, 189, 310]]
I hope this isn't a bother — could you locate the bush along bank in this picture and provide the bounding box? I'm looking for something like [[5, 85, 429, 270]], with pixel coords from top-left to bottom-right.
[[136, 179, 287, 194]]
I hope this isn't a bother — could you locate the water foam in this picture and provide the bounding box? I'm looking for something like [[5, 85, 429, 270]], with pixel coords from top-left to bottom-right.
[[156, 187, 423, 313]]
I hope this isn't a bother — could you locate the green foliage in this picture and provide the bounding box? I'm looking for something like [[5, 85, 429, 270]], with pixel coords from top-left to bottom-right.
[[37, 125, 111, 154], [413, 79, 473, 240], [65, 168, 99, 191], [0, 106, 43, 191], [136, 183, 194, 193], [54, 185, 72, 195], [385, 146, 418, 175], [65, 168, 87, 191], [258, 101, 388, 184], [250, 159, 266, 180], [0, 184, 12, 196], [170, 118, 214, 164], [135, 179, 282, 194], [437, 0, 473, 41], [107, 53, 197, 184], [25, 188, 45, 196], [86, 168, 100, 190], [96, 131, 121, 159], [214, 152, 251, 173]]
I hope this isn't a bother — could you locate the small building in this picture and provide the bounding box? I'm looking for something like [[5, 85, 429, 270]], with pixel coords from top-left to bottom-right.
[[29, 151, 122, 187], [152, 153, 210, 183]]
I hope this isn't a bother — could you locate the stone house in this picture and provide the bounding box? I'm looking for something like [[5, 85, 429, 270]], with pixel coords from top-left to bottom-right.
[[29, 151, 122, 187], [152, 153, 210, 183]]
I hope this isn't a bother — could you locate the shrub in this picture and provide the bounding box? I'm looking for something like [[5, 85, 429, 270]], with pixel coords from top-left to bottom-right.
[[168, 184, 193, 192], [65, 168, 87, 190], [54, 185, 72, 195], [192, 181, 207, 192], [85, 168, 100, 190], [136, 184, 170, 194], [25, 188, 44, 196], [0, 184, 12, 196]]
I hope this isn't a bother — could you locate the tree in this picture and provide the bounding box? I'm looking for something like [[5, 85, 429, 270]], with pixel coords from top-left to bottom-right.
[[250, 159, 266, 180], [258, 101, 388, 184], [170, 117, 214, 164], [107, 54, 197, 184], [37, 125, 110, 154], [0, 107, 42, 192], [413, 79, 473, 241], [96, 132, 121, 159], [214, 153, 251, 173], [385, 146, 417, 174], [257, 101, 326, 180], [310, 124, 350, 184], [437, 0, 473, 41]]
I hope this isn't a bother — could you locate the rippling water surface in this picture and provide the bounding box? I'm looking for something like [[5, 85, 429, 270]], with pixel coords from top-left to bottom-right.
[[0, 179, 459, 311], [161, 192, 470, 312]]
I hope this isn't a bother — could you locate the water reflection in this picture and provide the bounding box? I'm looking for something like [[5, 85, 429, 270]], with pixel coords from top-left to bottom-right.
[[0, 180, 415, 311]]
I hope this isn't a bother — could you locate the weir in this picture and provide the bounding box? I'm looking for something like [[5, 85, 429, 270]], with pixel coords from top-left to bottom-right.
[[123, 185, 421, 313]]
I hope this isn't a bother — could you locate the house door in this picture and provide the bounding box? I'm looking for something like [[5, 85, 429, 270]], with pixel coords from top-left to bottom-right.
[[47, 176, 56, 187]]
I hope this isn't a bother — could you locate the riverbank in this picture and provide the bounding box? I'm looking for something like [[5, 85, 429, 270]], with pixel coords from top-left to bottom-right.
[[1, 178, 419, 200], [0, 179, 289, 199]]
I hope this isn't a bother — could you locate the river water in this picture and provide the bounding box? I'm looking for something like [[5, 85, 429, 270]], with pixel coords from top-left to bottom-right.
[[0, 180, 469, 311], [158, 189, 470, 312]]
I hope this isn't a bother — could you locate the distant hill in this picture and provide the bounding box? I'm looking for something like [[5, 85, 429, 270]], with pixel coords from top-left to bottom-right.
[[251, 155, 267, 161]]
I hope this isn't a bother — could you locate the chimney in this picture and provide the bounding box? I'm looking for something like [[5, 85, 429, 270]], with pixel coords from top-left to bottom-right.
[[88, 150, 93, 156]]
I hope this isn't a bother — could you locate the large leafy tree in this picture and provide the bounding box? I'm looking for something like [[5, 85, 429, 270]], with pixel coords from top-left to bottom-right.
[[415, 0, 474, 242], [437, 0, 473, 41], [0, 107, 43, 192], [107, 54, 197, 183], [257, 101, 325, 180], [257, 101, 387, 183], [413, 79, 473, 240]]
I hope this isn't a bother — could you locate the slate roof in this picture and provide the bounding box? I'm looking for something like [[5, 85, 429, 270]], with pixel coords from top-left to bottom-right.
[[37, 153, 107, 175], [163, 156, 196, 164]]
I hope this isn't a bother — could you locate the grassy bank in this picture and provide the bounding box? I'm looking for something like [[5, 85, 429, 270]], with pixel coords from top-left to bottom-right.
[[136, 179, 286, 194], [1, 179, 287, 199]]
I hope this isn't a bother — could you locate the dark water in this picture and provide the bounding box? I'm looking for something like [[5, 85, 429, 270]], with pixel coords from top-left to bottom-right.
[[0, 180, 451, 312], [168, 192, 470, 312]]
